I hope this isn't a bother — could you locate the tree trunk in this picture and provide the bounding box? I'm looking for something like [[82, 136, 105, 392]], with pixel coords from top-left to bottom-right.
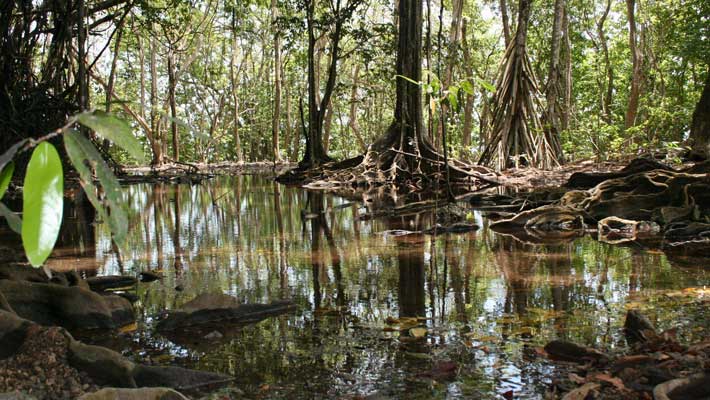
[[689, 70, 710, 160], [168, 49, 179, 161], [499, 0, 512, 47], [597, 0, 613, 124], [230, 12, 243, 163], [348, 62, 367, 151], [103, 23, 124, 152], [544, 0, 565, 159], [323, 99, 333, 153], [625, 0, 642, 130], [149, 34, 163, 166], [437, 0, 464, 147], [77, 0, 87, 111], [300, 0, 344, 168], [562, 5, 572, 131], [271, 0, 282, 162], [138, 34, 146, 119], [461, 19, 474, 154]]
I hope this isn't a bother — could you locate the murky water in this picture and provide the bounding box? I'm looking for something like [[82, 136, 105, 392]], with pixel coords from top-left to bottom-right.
[[43, 175, 710, 399]]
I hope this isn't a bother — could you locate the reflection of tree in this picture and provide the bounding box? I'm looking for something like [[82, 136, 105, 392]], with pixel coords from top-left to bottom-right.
[[307, 191, 345, 310], [172, 187, 184, 275]]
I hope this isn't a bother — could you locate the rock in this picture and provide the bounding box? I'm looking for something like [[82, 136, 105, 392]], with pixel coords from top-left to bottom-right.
[[139, 272, 162, 283], [204, 330, 223, 340], [0, 310, 33, 359], [544, 340, 607, 363], [77, 388, 188, 400], [0, 280, 115, 329], [624, 310, 657, 344], [0, 265, 48, 283], [132, 365, 233, 391], [86, 276, 138, 293], [101, 295, 135, 327], [68, 340, 136, 388], [156, 293, 295, 331]]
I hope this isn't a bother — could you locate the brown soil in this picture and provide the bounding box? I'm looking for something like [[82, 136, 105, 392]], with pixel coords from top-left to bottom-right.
[[0, 325, 99, 399]]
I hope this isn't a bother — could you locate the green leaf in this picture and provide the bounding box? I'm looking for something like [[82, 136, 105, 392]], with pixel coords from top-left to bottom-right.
[[76, 111, 146, 163], [64, 130, 127, 247], [477, 79, 496, 93], [460, 80, 474, 95], [447, 91, 458, 110], [0, 161, 14, 199], [0, 202, 22, 234], [22, 142, 64, 267]]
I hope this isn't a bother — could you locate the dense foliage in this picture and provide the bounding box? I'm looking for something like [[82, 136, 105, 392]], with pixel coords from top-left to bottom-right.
[[0, 0, 707, 165]]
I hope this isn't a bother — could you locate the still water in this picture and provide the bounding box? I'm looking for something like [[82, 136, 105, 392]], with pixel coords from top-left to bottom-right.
[[48, 175, 708, 399]]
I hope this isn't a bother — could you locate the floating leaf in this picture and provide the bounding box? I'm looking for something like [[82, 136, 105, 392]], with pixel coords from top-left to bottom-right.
[[22, 142, 63, 267], [64, 130, 127, 247], [0, 202, 22, 234], [0, 161, 14, 199], [76, 111, 146, 163]]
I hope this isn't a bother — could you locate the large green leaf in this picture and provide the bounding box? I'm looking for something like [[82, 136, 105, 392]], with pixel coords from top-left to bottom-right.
[[76, 111, 146, 163], [0, 161, 14, 199], [64, 130, 127, 247], [22, 142, 64, 267]]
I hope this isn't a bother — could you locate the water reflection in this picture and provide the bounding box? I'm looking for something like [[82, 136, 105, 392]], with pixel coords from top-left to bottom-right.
[[41, 176, 709, 399]]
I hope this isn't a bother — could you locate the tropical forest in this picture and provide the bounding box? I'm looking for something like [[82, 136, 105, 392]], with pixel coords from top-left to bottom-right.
[[0, 0, 708, 398]]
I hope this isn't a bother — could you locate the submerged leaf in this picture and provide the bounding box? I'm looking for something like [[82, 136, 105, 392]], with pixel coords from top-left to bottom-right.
[[22, 142, 63, 267], [76, 111, 146, 162]]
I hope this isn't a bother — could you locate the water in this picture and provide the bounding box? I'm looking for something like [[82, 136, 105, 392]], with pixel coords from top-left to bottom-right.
[[42, 175, 710, 398]]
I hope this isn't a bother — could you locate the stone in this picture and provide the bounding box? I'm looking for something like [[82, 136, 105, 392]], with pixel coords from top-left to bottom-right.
[[86, 276, 138, 293], [77, 388, 189, 400], [0, 310, 33, 359], [625, 309, 657, 344], [0, 280, 115, 329], [101, 295, 136, 327], [68, 340, 137, 388], [132, 365, 233, 391], [544, 340, 607, 363], [156, 293, 295, 331]]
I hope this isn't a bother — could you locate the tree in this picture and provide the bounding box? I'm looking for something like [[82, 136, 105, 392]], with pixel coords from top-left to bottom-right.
[[299, 0, 362, 169], [624, 0, 642, 129], [689, 69, 710, 159], [543, 0, 565, 160], [479, 0, 560, 170]]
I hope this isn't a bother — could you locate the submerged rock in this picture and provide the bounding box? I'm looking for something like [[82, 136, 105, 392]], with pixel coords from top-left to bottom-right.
[[156, 293, 295, 331], [77, 388, 188, 400]]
